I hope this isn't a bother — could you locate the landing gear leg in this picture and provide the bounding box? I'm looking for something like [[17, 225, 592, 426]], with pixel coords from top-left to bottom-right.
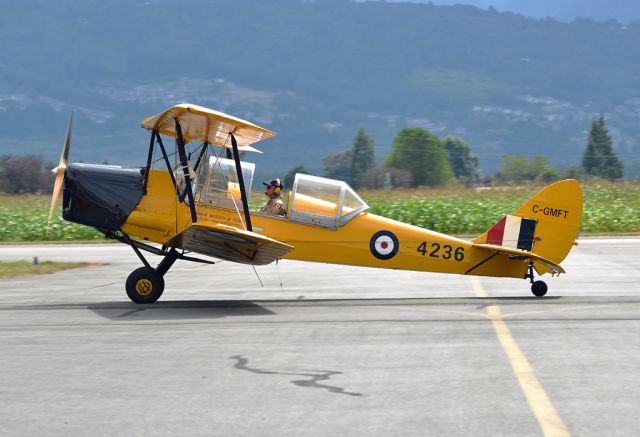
[[123, 234, 181, 304], [525, 263, 548, 297]]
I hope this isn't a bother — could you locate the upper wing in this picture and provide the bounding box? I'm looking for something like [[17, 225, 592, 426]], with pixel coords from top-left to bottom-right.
[[140, 103, 275, 152], [170, 223, 294, 265], [472, 243, 565, 275]]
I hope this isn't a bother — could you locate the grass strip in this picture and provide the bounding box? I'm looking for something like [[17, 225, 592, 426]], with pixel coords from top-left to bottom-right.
[[0, 260, 91, 278]]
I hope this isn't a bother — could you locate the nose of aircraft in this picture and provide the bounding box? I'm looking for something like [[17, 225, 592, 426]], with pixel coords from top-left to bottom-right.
[[62, 163, 145, 233], [46, 114, 145, 237]]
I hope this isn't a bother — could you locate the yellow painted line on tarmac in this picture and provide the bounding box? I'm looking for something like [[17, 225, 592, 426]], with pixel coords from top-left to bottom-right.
[[471, 277, 570, 437]]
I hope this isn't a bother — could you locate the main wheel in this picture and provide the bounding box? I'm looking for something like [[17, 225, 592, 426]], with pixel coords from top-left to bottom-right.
[[125, 267, 165, 304], [531, 280, 548, 297]]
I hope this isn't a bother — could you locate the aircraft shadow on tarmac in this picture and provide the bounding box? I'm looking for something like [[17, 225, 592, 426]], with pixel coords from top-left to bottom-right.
[[85, 296, 567, 321], [87, 300, 276, 321]]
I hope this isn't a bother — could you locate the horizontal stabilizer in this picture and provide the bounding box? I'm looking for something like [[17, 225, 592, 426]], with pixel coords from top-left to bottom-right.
[[472, 243, 565, 275]]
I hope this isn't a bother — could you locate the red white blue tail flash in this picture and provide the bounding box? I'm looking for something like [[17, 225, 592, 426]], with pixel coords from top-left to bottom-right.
[[487, 215, 537, 251]]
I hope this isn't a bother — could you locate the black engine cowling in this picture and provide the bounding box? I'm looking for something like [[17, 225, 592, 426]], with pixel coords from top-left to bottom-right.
[[62, 163, 144, 231]]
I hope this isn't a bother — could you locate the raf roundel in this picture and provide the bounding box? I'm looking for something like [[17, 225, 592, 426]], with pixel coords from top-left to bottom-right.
[[370, 230, 399, 260]]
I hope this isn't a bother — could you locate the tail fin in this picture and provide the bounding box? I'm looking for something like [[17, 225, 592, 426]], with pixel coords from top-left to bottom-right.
[[472, 179, 583, 274]]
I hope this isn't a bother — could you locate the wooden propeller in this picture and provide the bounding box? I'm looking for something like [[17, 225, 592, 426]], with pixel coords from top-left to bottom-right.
[[46, 114, 72, 239]]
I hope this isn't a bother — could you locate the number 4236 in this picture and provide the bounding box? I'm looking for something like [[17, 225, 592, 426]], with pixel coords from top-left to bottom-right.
[[417, 242, 465, 261]]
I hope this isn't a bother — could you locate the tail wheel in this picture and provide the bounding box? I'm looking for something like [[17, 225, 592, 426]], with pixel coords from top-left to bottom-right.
[[531, 280, 548, 297], [126, 267, 164, 304]]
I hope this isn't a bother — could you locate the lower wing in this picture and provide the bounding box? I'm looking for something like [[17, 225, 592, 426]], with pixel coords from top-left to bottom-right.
[[170, 224, 294, 265]]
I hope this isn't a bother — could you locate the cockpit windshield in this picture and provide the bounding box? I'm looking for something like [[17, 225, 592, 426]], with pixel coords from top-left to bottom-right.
[[194, 156, 255, 209], [288, 174, 368, 227]]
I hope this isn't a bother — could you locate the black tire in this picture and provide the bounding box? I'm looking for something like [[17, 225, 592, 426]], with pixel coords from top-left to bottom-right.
[[531, 280, 548, 297], [125, 267, 164, 304]]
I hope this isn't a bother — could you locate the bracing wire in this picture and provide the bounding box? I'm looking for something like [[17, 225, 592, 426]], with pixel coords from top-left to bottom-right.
[[251, 265, 264, 288], [275, 259, 283, 288]]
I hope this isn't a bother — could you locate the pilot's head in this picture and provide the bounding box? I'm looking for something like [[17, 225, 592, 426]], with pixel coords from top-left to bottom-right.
[[263, 178, 283, 198]]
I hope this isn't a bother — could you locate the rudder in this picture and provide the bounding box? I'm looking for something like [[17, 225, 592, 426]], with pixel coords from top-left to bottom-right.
[[473, 179, 583, 275]]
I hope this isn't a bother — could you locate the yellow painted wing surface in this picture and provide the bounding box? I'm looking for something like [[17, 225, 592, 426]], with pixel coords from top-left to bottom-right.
[[140, 103, 276, 152], [170, 223, 294, 265]]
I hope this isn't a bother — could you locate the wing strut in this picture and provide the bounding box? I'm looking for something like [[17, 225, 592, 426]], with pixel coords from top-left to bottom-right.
[[143, 131, 155, 194], [142, 131, 178, 192], [174, 118, 198, 223], [230, 133, 253, 232]]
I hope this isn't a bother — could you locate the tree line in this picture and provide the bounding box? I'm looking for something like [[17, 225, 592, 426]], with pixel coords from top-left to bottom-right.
[[0, 155, 54, 194], [286, 114, 625, 189], [315, 127, 482, 189]]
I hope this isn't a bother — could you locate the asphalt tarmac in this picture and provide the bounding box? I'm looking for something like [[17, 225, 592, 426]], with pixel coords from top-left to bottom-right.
[[1, 238, 639, 436]]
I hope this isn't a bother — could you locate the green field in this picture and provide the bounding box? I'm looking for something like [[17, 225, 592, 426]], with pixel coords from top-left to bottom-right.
[[1, 181, 638, 242], [0, 195, 103, 241], [362, 181, 640, 235]]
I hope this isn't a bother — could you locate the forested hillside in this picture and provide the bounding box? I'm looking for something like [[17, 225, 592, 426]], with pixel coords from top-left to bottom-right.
[[392, 0, 640, 23], [1, 0, 639, 177]]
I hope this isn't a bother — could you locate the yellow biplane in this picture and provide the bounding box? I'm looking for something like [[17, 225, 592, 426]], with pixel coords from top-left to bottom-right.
[[48, 104, 582, 303]]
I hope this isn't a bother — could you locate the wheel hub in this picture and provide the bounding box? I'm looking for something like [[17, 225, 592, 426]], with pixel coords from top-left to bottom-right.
[[135, 279, 153, 296]]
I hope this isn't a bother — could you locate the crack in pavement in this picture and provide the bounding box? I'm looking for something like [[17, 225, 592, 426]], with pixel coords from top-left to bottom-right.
[[230, 355, 362, 397]]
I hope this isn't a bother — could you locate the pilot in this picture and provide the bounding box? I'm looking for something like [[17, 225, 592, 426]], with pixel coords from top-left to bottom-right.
[[260, 178, 286, 216]]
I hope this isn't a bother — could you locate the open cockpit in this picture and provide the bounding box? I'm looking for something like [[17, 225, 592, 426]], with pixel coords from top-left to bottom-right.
[[189, 153, 369, 229]]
